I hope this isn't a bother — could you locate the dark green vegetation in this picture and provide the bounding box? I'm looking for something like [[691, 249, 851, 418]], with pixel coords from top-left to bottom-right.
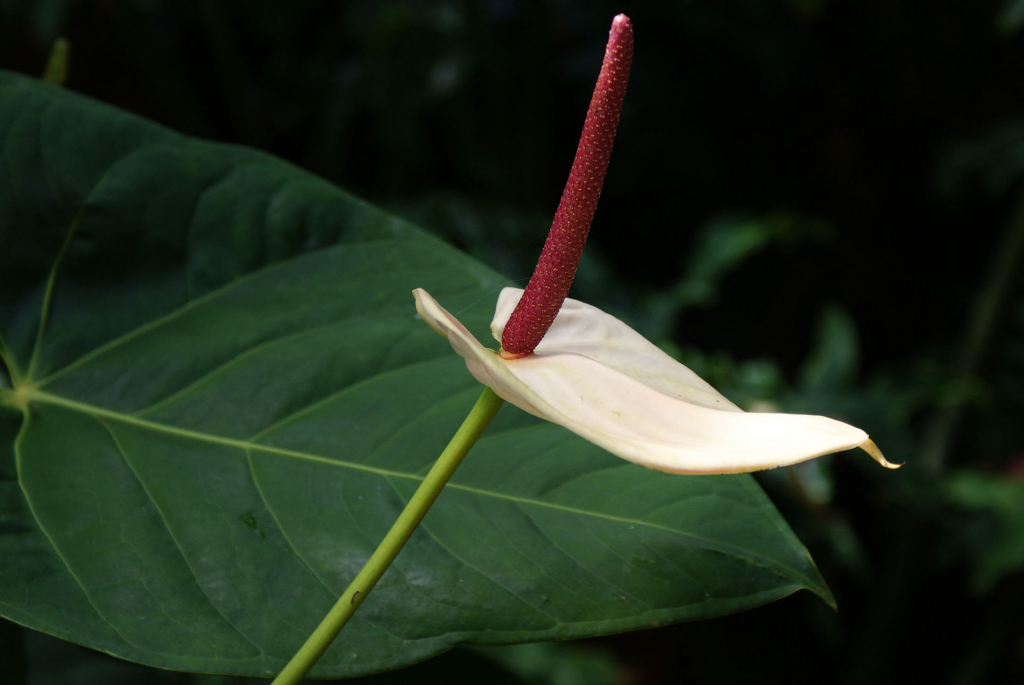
[[0, 72, 833, 677], [3, 1, 1024, 684]]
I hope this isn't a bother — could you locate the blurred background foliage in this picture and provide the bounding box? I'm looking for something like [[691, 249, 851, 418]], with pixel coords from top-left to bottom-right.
[[4, 0, 1024, 683]]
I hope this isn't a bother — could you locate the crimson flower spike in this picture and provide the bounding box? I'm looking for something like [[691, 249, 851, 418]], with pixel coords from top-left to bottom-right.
[[500, 14, 633, 358]]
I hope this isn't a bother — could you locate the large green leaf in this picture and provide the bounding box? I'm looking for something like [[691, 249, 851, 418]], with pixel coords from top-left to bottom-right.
[[0, 70, 832, 678]]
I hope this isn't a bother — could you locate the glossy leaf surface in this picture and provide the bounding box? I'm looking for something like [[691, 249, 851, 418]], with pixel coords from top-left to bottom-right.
[[0, 71, 831, 678]]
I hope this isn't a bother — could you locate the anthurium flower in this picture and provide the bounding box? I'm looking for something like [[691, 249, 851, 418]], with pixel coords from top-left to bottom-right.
[[414, 287, 895, 473], [414, 14, 898, 474]]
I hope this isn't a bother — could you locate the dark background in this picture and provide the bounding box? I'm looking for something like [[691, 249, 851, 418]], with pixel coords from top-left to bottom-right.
[[4, 1, 1024, 683]]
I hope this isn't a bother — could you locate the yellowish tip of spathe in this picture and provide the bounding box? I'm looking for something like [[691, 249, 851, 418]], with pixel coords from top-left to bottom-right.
[[412, 288, 449, 339], [860, 438, 902, 469]]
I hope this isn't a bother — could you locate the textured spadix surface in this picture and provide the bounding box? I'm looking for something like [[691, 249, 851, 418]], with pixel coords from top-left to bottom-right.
[[0, 70, 831, 678]]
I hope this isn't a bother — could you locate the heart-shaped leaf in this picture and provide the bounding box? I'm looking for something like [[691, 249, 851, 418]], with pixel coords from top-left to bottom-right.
[[0, 71, 832, 678]]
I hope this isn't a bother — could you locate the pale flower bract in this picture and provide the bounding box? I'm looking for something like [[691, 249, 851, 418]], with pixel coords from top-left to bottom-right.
[[414, 287, 898, 475]]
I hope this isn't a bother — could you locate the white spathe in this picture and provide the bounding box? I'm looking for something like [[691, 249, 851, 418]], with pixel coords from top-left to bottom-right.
[[413, 287, 898, 474]]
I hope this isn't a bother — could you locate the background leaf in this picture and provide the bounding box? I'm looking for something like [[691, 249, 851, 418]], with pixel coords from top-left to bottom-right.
[[0, 70, 830, 678]]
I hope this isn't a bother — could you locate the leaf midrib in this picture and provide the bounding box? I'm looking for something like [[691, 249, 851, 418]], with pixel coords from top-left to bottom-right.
[[16, 387, 814, 584]]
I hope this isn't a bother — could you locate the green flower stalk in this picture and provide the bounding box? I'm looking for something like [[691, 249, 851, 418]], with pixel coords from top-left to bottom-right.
[[272, 388, 505, 684]]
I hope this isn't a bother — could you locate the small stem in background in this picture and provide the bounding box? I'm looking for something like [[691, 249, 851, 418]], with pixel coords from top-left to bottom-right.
[[271, 387, 505, 685], [849, 182, 1024, 683], [921, 185, 1024, 475], [41, 37, 70, 86]]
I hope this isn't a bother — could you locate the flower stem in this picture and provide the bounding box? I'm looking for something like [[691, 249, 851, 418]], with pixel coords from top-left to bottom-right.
[[271, 387, 504, 685]]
